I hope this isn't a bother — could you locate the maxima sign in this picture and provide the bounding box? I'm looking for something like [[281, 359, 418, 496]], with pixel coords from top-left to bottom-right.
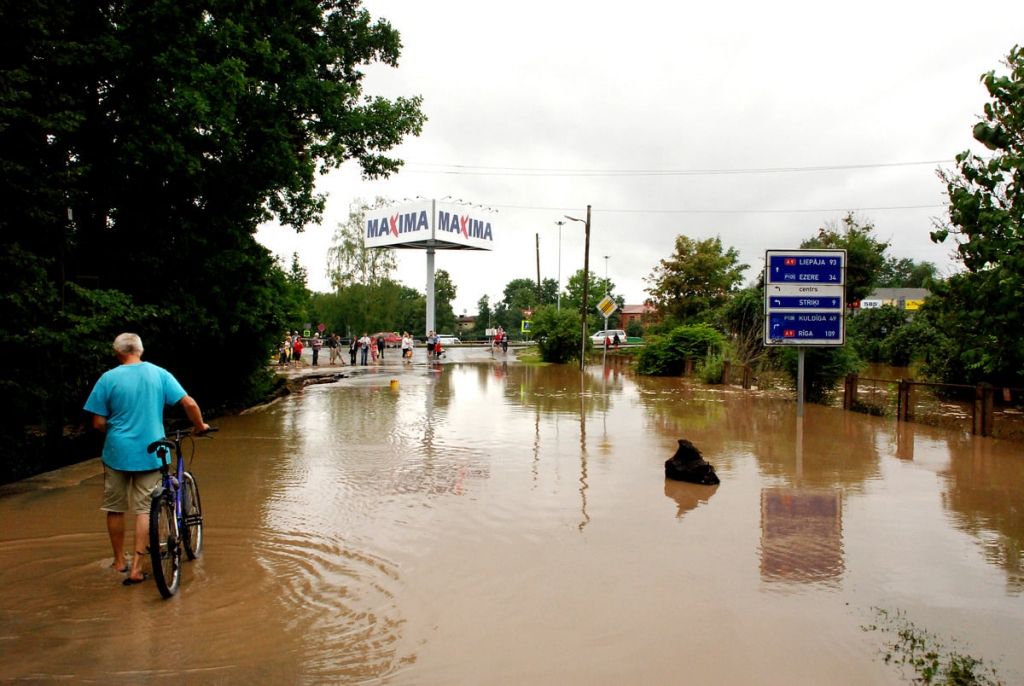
[[364, 199, 495, 251]]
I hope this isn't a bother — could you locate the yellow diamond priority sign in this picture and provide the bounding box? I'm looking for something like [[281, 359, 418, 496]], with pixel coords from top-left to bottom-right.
[[597, 296, 617, 317]]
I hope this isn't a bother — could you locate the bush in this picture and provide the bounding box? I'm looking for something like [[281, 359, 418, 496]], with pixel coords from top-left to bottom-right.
[[780, 345, 862, 403], [698, 351, 726, 384], [636, 324, 726, 376], [528, 305, 584, 364]]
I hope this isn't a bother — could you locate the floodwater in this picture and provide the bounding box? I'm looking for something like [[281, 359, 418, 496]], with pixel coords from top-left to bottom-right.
[[2, 349, 1023, 684]]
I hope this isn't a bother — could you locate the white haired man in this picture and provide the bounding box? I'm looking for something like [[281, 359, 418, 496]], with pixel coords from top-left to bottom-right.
[[84, 333, 209, 585]]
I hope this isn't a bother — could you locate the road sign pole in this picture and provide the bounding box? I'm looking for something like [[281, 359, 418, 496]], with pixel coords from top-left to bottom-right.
[[797, 346, 805, 419], [602, 314, 609, 367]]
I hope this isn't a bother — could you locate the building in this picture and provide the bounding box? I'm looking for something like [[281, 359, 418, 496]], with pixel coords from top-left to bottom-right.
[[858, 288, 931, 311], [619, 304, 659, 329]]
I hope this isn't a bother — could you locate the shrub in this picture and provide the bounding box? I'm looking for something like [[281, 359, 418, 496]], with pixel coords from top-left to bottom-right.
[[528, 305, 584, 364], [636, 324, 726, 376]]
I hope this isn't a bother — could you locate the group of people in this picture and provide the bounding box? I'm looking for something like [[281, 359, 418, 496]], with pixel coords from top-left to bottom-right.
[[491, 327, 509, 354], [278, 332, 350, 367], [425, 331, 444, 359], [277, 331, 305, 367]]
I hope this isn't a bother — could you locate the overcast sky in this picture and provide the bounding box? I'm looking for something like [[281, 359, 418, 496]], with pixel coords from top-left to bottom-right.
[[256, 0, 1024, 318]]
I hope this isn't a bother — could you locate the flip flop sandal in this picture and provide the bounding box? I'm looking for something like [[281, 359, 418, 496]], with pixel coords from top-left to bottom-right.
[[122, 572, 149, 586]]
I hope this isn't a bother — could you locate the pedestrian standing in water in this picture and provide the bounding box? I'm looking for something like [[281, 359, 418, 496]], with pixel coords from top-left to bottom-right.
[[327, 333, 338, 365], [401, 332, 411, 360], [291, 334, 304, 368], [311, 333, 322, 366], [349, 337, 358, 365], [279, 335, 292, 366], [370, 335, 379, 364], [359, 333, 371, 365], [377, 334, 386, 360], [83, 333, 209, 585]]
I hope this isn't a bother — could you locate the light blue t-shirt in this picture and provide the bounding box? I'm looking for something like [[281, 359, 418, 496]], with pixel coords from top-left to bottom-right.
[[83, 362, 187, 471]]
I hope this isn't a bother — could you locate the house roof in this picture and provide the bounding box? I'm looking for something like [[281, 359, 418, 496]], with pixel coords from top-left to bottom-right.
[[621, 304, 656, 315]]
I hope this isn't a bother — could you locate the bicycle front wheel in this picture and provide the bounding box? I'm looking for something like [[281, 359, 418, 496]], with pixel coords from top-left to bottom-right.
[[181, 471, 203, 560], [149, 491, 180, 598]]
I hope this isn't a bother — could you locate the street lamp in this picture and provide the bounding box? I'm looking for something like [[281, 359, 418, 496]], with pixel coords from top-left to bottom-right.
[[564, 205, 591, 372], [554, 220, 565, 311], [603, 255, 610, 297]]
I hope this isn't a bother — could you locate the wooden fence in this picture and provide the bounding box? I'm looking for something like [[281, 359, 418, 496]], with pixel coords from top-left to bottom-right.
[[842, 375, 1021, 437]]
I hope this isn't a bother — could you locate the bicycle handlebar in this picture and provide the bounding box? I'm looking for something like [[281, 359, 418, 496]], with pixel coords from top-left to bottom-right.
[[146, 427, 218, 453]]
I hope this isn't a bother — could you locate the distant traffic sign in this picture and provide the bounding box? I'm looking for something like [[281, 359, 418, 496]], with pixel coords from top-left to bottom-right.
[[597, 296, 618, 317], [764, 250, 846, 346]]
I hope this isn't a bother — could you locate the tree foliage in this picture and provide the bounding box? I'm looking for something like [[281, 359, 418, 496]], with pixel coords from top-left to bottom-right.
[[635, 324, 726, 377], [433, 269, 458, 334], [327, 198, 399, 288], [0, 0, 424, 480], [800, 213, 887, 304], [877, 257, 938, 289], [313, 279, 423, 339], [529, 305, 584, 364], [644, 236, 747, 323], [562, 269, 624, 328], [929, 46, 1024, 386]]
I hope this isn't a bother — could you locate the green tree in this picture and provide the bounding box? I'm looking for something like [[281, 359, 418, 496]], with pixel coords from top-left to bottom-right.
[[282, 253, 312, 330], [718, 284, 765, 366], [644, 236, 747, 323], [801, 213, 887, 304], [0, 0, 424, 478], [327, 198, 399, 288], [877, 257, 938, 289], [472, 295, 493, 336], [929, 46, 1024, 386], [433, 269, 457, 334], [635, 324, 726, 376], [529, 305, 584, 364], [562, 269, 625, 327], [493, 277, 544, 333], [847, 305, 909, 364]]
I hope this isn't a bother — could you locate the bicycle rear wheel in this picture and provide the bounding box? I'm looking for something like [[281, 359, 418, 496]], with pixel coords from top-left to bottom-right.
[[181, 471, 203, 560], [149, 491, 180, 598]]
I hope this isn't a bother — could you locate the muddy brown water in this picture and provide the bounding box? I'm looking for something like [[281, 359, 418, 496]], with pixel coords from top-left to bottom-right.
[[2, 349, 1023, 684]]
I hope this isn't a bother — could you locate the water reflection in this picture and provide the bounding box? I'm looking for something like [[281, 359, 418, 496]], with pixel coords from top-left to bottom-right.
[[3, 357, 1024, 684], [663, 480, 719, 518], [760, 488, 844, 586], [940, 433, 1024, 595]]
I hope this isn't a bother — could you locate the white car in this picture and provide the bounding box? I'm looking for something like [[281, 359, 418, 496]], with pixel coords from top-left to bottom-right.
[[591, 329, 626, 346], [437, 335, 461, 345]]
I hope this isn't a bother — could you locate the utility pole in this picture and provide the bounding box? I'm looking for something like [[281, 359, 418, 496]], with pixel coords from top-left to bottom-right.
[[554, 220, 565, 311], [536, 233, 542, 303], [564, 206, 591, 372]]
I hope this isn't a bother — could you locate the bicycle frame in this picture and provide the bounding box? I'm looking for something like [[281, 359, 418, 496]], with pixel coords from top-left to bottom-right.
[[146, 428, 215, 598]]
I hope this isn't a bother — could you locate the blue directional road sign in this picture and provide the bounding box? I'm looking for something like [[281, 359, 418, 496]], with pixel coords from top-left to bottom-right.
[[764, 250, 846, 346], [768, 313, 843, 342], [767, 251, 844, 285]]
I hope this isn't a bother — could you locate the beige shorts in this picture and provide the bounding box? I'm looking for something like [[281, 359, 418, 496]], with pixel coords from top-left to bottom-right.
[[102, 465, 161, 515]]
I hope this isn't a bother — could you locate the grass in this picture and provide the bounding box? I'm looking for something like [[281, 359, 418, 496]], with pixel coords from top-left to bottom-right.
[[863, 608, 1003, 685]]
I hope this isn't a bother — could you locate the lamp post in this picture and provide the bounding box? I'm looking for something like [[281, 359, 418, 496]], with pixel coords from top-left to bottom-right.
[[603, 255, 610, 297], [554, 220, 565, 311], [564, 205, 591, 372]]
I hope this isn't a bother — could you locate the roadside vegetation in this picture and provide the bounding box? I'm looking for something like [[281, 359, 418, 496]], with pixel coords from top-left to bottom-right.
[[2, 1, 1022, 486]]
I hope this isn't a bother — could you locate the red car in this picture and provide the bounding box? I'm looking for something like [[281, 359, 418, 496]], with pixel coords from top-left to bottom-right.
[[371, 332, 402, 348]]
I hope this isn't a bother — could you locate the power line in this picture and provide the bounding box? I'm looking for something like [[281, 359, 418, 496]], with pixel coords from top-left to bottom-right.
[[487, 203, 946, 215], [404, 159, 957, 178]]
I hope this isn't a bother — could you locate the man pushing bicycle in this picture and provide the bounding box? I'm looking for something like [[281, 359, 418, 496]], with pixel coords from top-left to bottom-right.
[[84, 333, 209, 586]]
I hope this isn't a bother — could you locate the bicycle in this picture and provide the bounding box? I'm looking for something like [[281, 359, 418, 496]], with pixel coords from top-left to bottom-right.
[[146, 427, 217, 598]]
